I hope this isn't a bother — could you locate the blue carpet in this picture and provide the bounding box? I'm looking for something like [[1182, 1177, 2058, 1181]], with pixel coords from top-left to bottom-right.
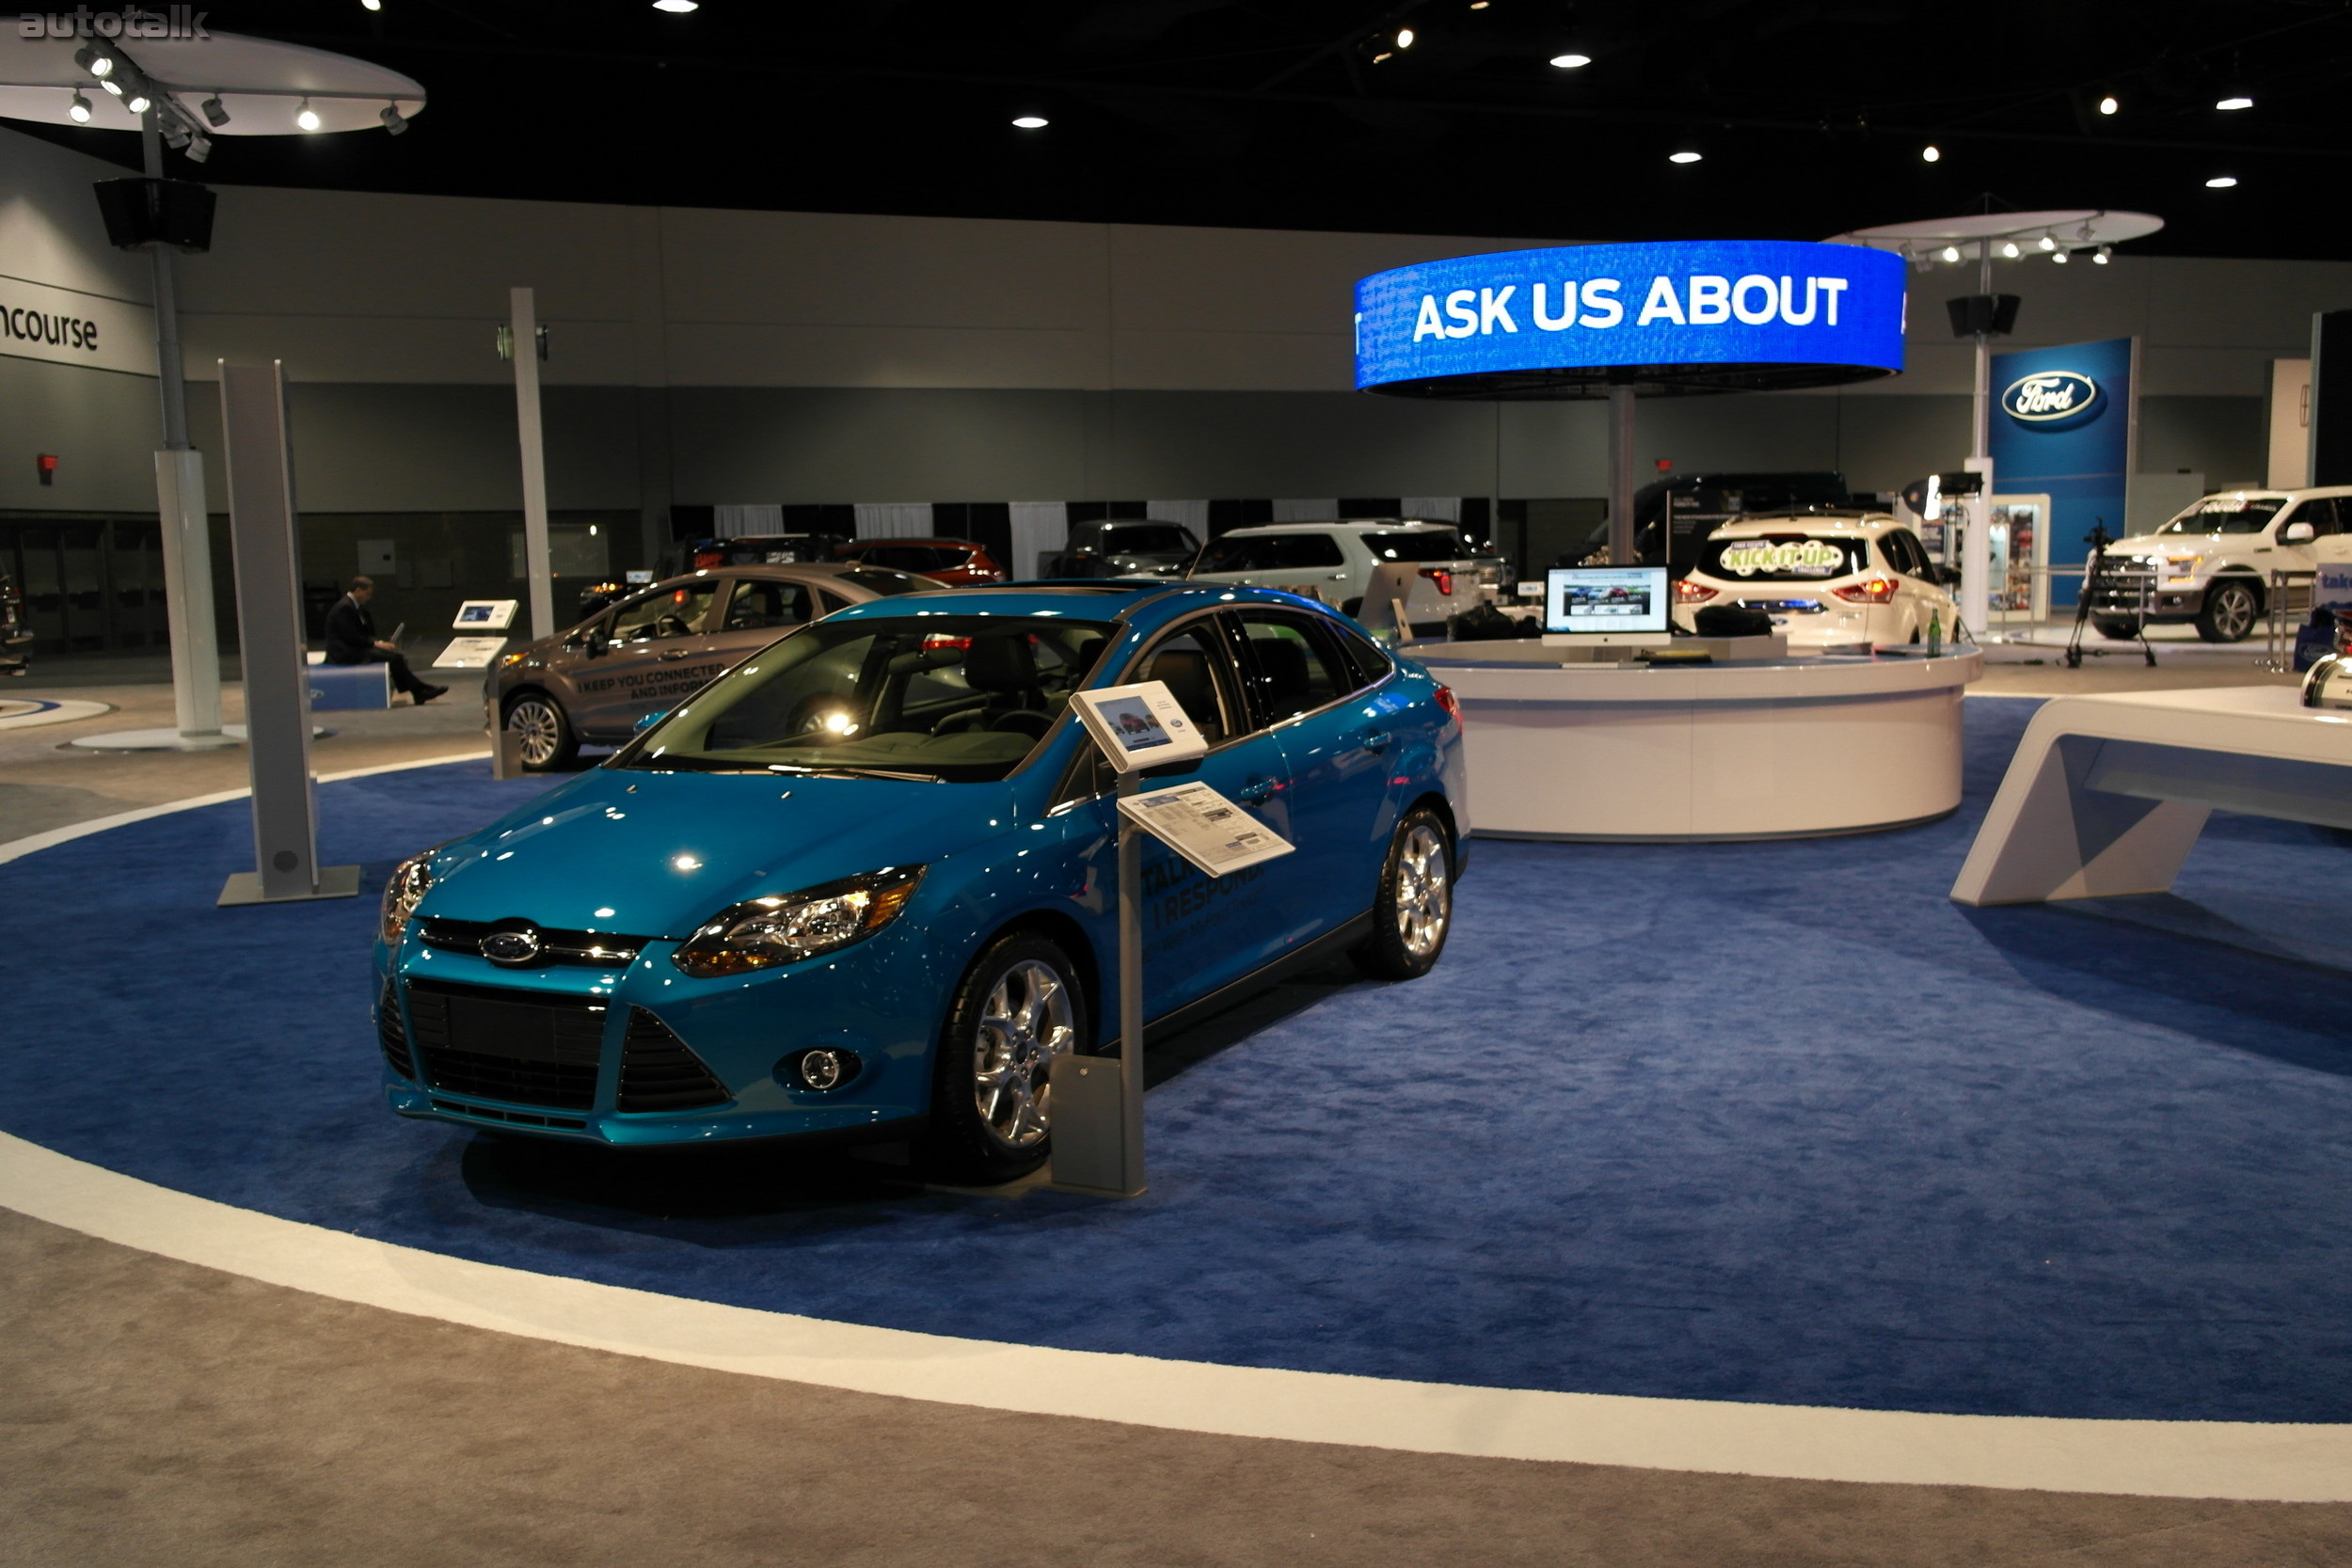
[[5, 700, 2352, 1421]]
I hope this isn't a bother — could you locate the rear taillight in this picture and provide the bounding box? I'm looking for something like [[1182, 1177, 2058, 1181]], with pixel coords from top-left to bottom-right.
[[1673, 579, 1717, 605], [1433, 685, 1462, 724], [1418, 568, 1455, 596], [1831, 578, 1898, 604]]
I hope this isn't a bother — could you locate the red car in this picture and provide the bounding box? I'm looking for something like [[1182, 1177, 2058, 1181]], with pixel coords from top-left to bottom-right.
[[832, 537, 1007, 586]]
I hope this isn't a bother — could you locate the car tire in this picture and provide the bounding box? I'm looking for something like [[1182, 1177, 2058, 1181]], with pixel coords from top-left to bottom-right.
[[2093, 617, 2141, 641], [1348, 807, 1454, 981], [2196, 578, 2262, 643], [502, 691, 579, 771], [921, 931, 1088, 1185]]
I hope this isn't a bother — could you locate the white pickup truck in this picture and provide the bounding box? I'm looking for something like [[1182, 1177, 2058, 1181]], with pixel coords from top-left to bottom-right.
[[2089, 486, 2352, 642]]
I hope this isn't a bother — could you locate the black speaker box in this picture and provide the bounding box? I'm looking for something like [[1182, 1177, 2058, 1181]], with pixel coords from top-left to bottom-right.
[[92, 178, 216, 253], [1945, 293, 2021, 338]]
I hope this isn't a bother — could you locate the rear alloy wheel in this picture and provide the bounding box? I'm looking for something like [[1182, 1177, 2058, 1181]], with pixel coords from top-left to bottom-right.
[[1349, 808, 1454, 980], [2195, 579, 2261, 643], [502, 692, 578, 771], [923, 933, 1086, 1183]]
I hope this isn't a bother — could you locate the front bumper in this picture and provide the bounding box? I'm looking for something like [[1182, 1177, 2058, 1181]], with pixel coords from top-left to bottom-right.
[[374, 922, 949, 1147]]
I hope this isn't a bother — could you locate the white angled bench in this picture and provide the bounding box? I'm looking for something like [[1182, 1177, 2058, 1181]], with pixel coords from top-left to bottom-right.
[[1951, 687, 2352, 907]]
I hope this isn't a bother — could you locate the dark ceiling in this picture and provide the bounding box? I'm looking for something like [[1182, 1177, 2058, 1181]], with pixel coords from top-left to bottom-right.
[[23, 0, 2352, 260]]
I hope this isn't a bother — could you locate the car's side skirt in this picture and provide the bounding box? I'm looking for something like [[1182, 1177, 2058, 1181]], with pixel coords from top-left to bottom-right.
[[1099, 911, 1375, 1055]]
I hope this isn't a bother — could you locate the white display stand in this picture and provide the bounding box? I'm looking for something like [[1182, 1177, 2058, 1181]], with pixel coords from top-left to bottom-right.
[[435, 600, 520, 670], [434, 636, 511, 670], [1952, 686, 2352, 906], [1416, 645, 1982, 841]]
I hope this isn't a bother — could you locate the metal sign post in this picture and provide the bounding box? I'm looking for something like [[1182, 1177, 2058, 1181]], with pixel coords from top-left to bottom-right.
[[215, 360, 358, 908], [1048, 768, 1152, 1198]]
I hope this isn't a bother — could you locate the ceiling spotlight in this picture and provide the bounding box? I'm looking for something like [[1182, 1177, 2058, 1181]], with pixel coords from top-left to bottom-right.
[[161, 118, 189, 148], [2093, 245, 2112, 264], [68, 91, 91, 123], [1372, 50, 1392, 61], [124, 89, 150, 114], [2206, 174, 2238, 188], [295, 98, 321, 132], [380, 103, 408, 135], [361, 0, 381, 8], [1469, 1, 1488, 8], [2098, 94, 2118, 115], [101, 76, 123, 97], [75, 45, 114, 78], [1668, 149, 1702, 164], [201, 95, 229, 127], [1940, 245, 1961, 263], [1921, 144, 1940, 163], [1395, 26, 1415, 46], [185, 132, 212, 164], [2038, 233, 2057, 250], [2216, 95, 2253, 111], [1011, 114, 1048, 129], [651, 0, 698, 9], [2051, 249, 2069, 264], [1549, 52, 1591, 68], [2000, 241, 2020, 258]]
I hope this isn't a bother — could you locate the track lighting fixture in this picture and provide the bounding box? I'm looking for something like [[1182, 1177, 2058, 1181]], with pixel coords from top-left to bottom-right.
[[68, 91, 91, 122], [381, 103, 408, 135], [201, 96, 230, 127], [295, 98, 321, 132]]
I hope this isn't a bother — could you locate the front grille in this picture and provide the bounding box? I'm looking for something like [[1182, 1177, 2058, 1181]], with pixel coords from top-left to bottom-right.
[[429, 1099, 589, 1131], [405, 978, 606, 1111], [420, 917, 651, 968], [377, 979, 415, 1080], [616, 1008, 732, 1113]]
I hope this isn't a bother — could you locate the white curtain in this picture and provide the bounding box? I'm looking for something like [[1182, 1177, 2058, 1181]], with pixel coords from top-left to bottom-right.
[[1146, 499, 1209, 535], [853, 503, 934, 541], [1401, 497, 1461, 521], [1272, 499, 1339, 522], [714, 503, 783, 534], [1009, 500, 1068, 580]]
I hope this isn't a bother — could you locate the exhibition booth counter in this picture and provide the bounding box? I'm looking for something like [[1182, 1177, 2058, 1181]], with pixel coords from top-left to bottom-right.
[[1414, 641, 1983, 841]]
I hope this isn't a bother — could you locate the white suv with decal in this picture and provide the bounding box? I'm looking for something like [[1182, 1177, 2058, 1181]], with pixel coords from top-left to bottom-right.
[[1672, 512, 1957, 648], [2087, 487, 2352, 643], [1187, 520, 1486, 629]]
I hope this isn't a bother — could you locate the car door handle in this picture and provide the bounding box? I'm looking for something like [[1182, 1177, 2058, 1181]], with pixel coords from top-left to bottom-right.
[[1237, 777, 1276, 804], [657, 649, 692, 660], [1361, 730, 1391, 753]]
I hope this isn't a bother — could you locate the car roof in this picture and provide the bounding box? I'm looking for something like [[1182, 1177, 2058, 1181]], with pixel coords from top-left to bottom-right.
[[839, 536, 983, 549], [1220, 518, 1459, 535], [642, 562, 903, 594], [824, 580, 1333, 625]]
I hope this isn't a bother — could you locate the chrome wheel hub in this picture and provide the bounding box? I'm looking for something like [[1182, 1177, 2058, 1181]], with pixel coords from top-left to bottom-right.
[[506, 699, 561, 767], [973, 958, 1075, 1150], [1393, 823, 1451, 958], [2210, 584, 2257, 641]]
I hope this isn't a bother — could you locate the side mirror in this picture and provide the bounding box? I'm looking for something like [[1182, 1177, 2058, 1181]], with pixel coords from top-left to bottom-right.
[[1935, 565, 1964, 588], [2284, 521, 2316, 544]]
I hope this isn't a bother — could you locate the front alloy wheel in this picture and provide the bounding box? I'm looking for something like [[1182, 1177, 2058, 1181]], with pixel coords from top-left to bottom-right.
[[923, 933, 1088, 1182], [2196, 579, 2261, 643], [503, 693, 578, 770], [1350, 809, 1454, 980]]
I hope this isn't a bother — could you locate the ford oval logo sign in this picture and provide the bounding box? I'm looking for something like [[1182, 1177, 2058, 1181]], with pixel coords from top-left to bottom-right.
[[480, 926, 543, 966], [2001, 370, 2100, 424]]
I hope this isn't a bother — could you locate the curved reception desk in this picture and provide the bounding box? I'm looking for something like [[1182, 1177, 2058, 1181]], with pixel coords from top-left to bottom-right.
[[1412, 643, 1983, 842]]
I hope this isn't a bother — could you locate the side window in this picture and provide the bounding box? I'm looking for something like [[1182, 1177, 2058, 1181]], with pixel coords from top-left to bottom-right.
[[818, 589, 851, 615], [611, 580, 718, 641], [1267, 533, 1347, 570], [1127, 626, 1236, 744], [2292, 499, 2339, 536], [1879, 530, 1921, 576], [1327, 622, 1394, 690], [723, 579, 812, 631], [1229, 610, 1352, 724]]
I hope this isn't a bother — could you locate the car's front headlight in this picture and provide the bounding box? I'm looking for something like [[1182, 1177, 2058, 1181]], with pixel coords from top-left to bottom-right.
[[381, 852, 433, 944], [672, 866, 925, 978]]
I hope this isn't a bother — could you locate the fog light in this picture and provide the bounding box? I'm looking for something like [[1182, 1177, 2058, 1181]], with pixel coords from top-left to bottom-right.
[[785, 1048, 860, 1091]]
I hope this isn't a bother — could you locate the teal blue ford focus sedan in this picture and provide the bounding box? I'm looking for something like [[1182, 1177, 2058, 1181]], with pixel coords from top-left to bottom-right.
[[374, 583, 1467, 1182]]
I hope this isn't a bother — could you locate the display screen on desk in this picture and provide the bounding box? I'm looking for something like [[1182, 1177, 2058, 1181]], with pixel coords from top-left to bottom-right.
[[1545, 566, 1669, 635]]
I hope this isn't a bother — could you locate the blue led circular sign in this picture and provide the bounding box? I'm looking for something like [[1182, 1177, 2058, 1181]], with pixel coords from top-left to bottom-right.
[[1355, 240, 1908, 399]]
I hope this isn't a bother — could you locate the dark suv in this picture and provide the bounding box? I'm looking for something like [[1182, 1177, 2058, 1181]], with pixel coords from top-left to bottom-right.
[[1045, 520, 1201, 579]]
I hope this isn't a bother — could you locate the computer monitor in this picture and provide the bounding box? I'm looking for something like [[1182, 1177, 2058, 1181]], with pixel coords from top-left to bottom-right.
[[1542, 565, 1672, 645]]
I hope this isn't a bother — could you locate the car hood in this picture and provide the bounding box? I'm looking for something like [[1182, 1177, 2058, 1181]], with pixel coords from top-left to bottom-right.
[[420, 768, 1016, 938]]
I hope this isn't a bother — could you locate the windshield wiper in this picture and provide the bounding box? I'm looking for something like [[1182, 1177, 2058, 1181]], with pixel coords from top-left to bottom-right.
[[764, 763, 942, 783]]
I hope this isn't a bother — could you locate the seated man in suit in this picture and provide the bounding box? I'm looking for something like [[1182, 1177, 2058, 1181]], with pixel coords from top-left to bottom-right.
[[325, 576, 445, 705]]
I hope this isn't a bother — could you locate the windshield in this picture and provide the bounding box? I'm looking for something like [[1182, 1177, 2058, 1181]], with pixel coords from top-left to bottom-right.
[[1101, 524, 1197, 555], [2154, 496, 2286, 535], [617, 614, 1118, 781], [1696, 534, 1870, 580], [1359, 529, 1469, 562], [838, 567, 931, 595]]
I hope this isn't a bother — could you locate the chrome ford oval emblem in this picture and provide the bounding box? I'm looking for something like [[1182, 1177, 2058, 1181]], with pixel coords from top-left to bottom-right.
[[480, 926, 543, 965], [2001, 370, 2099, 424]]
